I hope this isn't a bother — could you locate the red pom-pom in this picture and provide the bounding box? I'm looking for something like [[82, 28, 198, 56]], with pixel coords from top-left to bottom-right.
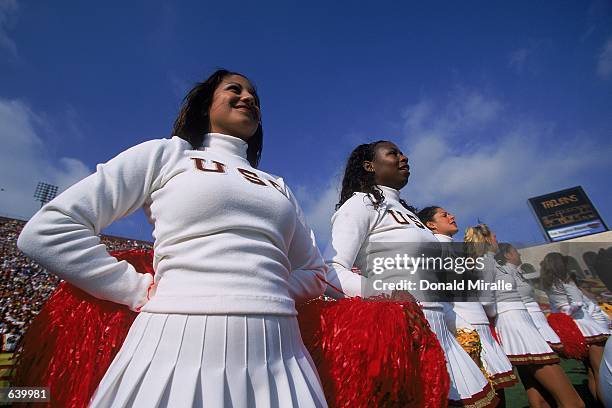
[[547, 313, 588, 360], [297, 297, 449, 408], [111, 249, 155, 276], [13, 249, 153, 407], [411, 306, 450, 408], [15, 250, 450, 408]]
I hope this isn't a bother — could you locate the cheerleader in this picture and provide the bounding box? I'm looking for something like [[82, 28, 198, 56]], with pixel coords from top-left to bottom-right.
[[17, 70, 328, 407], [325, 141, 497, 408], [464, 226, 583, 408], [417, 207, 517, 402], [495, 244, 563, 351], [541, 252, 610, 403], [569, 274, 612, 332]]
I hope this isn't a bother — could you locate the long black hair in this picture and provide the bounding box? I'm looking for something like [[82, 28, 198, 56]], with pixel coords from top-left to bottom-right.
[[417, 206, 442, 226], [336, 141, 416, 212], [172, 69, 263, 168]]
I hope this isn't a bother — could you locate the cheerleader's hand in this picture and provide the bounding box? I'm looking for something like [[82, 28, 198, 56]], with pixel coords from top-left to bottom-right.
[[562, 304, 580, 316], [585, 300, 596, 314]]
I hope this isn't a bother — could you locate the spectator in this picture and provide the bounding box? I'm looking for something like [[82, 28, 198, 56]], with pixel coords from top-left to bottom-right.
[[2, 328, 20, 352], [0, 216, 152, 339]]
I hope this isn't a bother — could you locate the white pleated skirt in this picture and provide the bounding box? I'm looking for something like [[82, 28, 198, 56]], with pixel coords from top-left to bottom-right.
[[423, 309, 497, 407], [90, 313, 327, 408], [495, 309, 559, 366], [527, 309, 562, 347], [472, 324, 517, 389], [588, 305, 612, 333], [572, 308, 610, 345]]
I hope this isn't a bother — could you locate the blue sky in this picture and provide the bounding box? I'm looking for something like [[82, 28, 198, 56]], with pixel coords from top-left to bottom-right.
[[1, 0, 611, 247]]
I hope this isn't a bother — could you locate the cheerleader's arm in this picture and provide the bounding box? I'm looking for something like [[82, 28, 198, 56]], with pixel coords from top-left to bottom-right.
[[545, 284, 572, 315], [323, 195, 375, 298], [280, 181, 327, 302], [563, 282, 585, 315], [17, 139, 170, 311]]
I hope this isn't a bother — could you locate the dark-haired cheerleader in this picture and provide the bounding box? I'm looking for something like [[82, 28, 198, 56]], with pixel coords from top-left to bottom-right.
[[17, 69, 328, 407], [496, 244, 563, 351], [325, 141, 496, 408], [418, 207, 517, 401], [541, 252, 610, 404]]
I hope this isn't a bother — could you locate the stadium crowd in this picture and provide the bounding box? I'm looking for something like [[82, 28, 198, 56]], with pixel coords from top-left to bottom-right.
[[0, 216, 152, 351]]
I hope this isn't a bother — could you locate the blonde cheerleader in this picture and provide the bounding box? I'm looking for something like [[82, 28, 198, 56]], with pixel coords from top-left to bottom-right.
[[464, 225, 583, 408]]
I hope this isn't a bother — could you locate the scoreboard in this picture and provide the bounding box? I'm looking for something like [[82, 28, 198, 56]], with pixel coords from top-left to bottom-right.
[[528, 186, 608, 242]]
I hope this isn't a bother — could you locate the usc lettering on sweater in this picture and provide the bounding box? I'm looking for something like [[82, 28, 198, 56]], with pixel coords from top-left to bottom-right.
[[17, 133, 326, 315]]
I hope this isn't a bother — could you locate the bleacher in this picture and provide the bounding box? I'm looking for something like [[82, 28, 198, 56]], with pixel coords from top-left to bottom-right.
[[0, 215, 152, 377]]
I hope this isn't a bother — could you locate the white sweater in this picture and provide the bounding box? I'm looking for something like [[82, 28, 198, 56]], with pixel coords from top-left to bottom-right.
[[495, 263, 527, 313], [324, 185, 444, 309], [18, 133, 326, 315], [434, 234, 490, 325], [433, 234, 453, 243], [503, 263, 541, 313], [545, 281, 585, 316]]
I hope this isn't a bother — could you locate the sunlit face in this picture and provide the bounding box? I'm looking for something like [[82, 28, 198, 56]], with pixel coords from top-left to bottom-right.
[[427, 208, 458, 237], [364, 142, 410, 190], [209, 75, 261, 141], [504, 246, 522, 266]]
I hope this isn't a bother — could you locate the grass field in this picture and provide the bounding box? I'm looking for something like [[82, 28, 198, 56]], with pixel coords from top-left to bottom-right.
[[0, 353, 15, 407], [0, 353, 14, 389]]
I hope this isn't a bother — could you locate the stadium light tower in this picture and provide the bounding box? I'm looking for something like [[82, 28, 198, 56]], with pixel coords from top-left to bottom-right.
[[34, 182, 58, 208]]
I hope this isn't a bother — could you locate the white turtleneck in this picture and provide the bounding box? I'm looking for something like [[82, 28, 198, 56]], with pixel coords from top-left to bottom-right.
[[495, 262, 527, 313], [501, 262, 540, 312], [545, 280, 586, 315], [324, 185, 443, 309], [433, 233, 453, 243], [18, 134, 326, 314], [431, 234, 491, 325]]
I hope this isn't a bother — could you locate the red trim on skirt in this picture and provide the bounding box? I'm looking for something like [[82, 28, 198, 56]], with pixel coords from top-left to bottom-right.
[[489, 370, 518, 390], [507, 351, 560, 366], [448, 382, 498, 408]]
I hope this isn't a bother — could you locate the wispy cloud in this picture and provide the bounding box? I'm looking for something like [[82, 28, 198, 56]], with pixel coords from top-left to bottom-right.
[[0, 0, 18, 58], [399, 89, 612, 240], [299, 87, 612, 245], [581, 0, 610, 42], [64, 104, 87, 141], [509, 48, 531, 73], [508, 40, 551, 75], [294, 176, 342, 244], [0, 98, 91, 219], [596, 37, 612, 79]]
